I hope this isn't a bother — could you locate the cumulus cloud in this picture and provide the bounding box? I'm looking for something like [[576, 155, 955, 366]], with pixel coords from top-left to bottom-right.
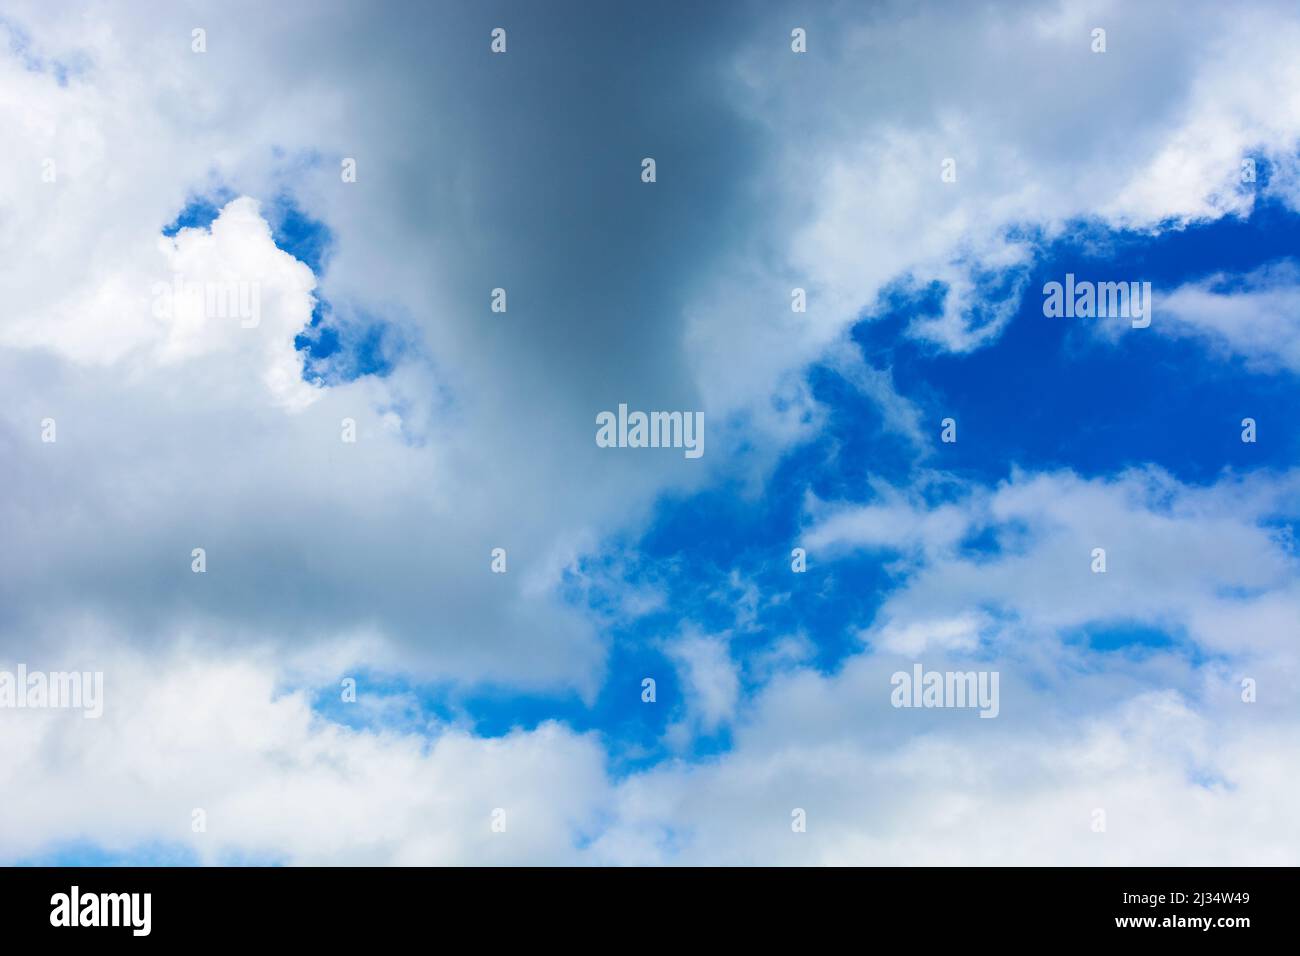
[[3, 195, 323, 410], [0, 642, 610, 865], [591, 679, 1300, 865]]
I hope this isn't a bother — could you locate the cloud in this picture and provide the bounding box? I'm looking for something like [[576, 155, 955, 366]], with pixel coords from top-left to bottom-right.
[[1157, 261, 1300, 372], [870, 612, 992, 657], [663, 628, 740, 747], [592, 678, 1300, 865], [0, 641, 610, 865], [3, 195, 323, 410], [822, 339, 929, 451], [808, 467, 1300, 660]]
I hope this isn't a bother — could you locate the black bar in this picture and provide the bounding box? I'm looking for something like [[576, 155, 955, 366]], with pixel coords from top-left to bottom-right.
[[0, 866, 1291, 943]]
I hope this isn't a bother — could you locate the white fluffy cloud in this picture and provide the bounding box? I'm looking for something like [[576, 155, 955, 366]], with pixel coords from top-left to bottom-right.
[[0, 642, 610, 865], [1158, 262, 1300, 372], [591, 679, 1300, 865], [807, 467, 1300, 661], [3, 196, 322, 409]]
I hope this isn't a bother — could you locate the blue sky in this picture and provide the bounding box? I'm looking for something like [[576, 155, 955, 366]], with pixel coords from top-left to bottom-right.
[[3, 0, 1300, 866]]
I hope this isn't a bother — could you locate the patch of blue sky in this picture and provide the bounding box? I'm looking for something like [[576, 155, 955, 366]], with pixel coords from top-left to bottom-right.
[[310, 658, 673, 775], [803, 362, 926, 493], [955, 519, 1033, 562], [1260, 517, 1300, 556], [305, 599, 748, 771], [623, 479, 895, 672], [296, 301, 399, 385], [14, 840, 200, 867], [263, 193, 401, 383], [311, 668, 450, 737], [1187, 768, 1236, 791], [1057, 621, 1234, 679], [265, 192, 333, 275], [1064, 621, 1177, 655], [858, 197, 1300, 487], [161, 188, 237, 237]]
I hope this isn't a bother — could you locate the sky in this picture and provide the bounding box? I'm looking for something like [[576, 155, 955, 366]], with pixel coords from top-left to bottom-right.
[[1, 0, 1298, 865]]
